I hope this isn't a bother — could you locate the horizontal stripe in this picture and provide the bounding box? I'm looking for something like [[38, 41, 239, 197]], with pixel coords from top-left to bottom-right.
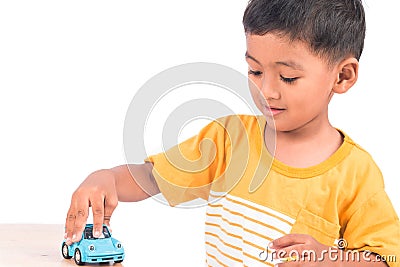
[[205, 192, 294, 267], [206, 230, 275, 267], [206, 212, 275, 245], [225, 194, 294, 226], [207, 201, 291, 241], [205, 241, 242, 264], [207, 204, 288, 237], [209, 192, 294, 227], [205, 231, 242, 252], [205, 229, 243, 259], [206, 251, 229, 267]]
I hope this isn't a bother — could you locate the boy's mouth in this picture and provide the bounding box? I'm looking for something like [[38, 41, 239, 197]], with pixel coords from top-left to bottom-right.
[[264, 105, 285, 116]]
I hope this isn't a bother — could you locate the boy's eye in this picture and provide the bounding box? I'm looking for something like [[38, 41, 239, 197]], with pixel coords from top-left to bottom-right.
[[280, 75, 298, 84], [248, 70, 263, 76]]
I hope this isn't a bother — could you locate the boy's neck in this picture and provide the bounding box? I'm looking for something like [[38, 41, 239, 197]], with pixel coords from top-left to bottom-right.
[[265, 122, 343, 168]]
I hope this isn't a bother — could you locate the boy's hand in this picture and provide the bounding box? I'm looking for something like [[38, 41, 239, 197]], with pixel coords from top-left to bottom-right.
[[64, 169, 118, 245], [270, 234, 336, 267]]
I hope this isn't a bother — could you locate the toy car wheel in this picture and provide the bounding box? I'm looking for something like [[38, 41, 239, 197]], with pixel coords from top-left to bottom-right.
[[61, 243, 72, 259], [74, 248, 84, 265], [115, 260, 123, 263]]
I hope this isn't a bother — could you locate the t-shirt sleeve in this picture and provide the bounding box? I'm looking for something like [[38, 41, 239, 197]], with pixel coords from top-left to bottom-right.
[[343, 189, 400, 267], [145, 118, 229, 206]]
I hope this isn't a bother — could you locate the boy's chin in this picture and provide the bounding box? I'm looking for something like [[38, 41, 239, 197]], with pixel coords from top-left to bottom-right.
[[263, 119, 295, 133]]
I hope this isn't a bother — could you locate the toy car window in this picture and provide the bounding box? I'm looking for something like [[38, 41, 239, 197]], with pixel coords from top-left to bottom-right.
[[102, 226, 111, 238], [84, 228, 94, 239]]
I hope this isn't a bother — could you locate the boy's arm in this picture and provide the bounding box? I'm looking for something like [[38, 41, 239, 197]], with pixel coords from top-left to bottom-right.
[[112, 163, 160, 202], [64, 162, 159, 245]]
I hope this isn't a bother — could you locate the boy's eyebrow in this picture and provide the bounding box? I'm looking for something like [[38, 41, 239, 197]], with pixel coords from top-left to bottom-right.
[[245, 51, 304, 71], [275, 60, 304, 71], [245, 51, 261, 65]]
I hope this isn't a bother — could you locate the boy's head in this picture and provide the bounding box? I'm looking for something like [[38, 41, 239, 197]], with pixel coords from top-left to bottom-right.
[[242, 0, 365, 132], [243, 0, 366, 65]]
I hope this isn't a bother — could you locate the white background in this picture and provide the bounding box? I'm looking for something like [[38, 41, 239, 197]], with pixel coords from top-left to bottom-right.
[[0, 1, 399, 266]]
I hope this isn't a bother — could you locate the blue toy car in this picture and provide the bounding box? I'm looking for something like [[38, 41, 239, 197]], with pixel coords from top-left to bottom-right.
[[61, 224, 125, 265]]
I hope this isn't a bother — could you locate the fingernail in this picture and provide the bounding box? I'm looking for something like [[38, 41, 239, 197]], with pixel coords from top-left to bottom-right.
[[268, 241, 274, 248], [72, 234, 77, 241], [64, 233, 67, 239], [94, 231, 100, 238], [66, 237, 71, 244]]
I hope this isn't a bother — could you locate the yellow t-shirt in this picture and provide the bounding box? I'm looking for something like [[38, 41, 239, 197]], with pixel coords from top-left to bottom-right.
[[146, 115, 400, 267]]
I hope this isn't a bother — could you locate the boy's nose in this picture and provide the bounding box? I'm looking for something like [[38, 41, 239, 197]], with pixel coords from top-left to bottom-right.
[[261, 78, 281, 100]]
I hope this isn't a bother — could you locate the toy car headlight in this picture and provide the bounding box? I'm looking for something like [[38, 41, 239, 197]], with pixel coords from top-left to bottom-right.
[[116, 243, 122, 249], [88, 244, 95, 251]]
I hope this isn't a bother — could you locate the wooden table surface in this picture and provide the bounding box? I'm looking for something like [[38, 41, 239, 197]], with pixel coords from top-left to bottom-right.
[[0, 224, 125, 267]]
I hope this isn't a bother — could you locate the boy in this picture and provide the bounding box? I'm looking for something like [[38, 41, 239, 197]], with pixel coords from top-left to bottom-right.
[[65, 0, 400, 266]]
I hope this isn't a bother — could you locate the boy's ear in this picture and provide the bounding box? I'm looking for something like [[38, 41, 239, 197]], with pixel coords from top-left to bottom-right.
[[332, 57, 359, 94]]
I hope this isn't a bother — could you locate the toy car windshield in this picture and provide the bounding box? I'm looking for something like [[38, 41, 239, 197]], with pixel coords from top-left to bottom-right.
[[83, 225, 111, 239]]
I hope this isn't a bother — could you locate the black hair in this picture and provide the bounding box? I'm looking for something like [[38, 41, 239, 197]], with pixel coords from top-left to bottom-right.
[[243, 0, 366, 64]]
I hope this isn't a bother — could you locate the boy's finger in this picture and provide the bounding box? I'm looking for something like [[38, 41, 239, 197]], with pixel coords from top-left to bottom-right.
[[103, 194, 118, 227], [65, 192, 89, 245], [91, 194, 105, 238], [71, 199, 89, 243], [65, 207, 76, 245], [275, 244, 304, 259], [270, 234, 308, 249]]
